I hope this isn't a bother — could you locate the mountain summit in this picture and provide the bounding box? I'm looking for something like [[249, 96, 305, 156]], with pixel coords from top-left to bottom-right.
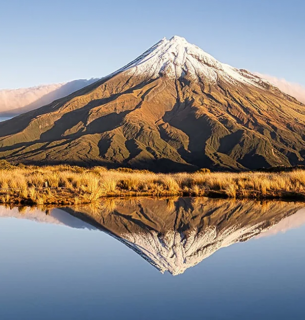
[[116, 36, 265, 87], [0, 36, 304, 171]]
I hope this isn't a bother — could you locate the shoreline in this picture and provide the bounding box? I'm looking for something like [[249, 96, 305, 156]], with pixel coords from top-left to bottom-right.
[[1, 191, 305, 206]]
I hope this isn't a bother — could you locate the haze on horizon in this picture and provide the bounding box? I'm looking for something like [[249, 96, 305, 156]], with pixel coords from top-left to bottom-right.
[[0, 0, 304, 92]]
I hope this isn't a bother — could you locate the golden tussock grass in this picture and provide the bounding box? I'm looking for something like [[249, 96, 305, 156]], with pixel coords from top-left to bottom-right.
[[0, 164, 305, 205]]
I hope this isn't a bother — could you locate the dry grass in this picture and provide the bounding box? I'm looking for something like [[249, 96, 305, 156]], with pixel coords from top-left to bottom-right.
[[1, 164, 305, 204]]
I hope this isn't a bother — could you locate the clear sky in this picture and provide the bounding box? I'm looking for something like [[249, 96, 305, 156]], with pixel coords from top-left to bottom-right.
[[0, 0, 304, 89]]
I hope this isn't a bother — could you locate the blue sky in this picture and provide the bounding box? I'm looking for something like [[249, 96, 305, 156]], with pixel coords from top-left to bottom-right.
[[0, 0, 304, 89]]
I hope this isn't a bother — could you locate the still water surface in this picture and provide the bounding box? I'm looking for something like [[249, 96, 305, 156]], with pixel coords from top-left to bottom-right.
[[0, 117, 12, 122], [1, 198, 305, 320]]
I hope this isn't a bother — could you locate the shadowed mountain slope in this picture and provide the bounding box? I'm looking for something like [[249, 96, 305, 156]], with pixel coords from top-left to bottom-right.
[[0, 36, 305, 171]]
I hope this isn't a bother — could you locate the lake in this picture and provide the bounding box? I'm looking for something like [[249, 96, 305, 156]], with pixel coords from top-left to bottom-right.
[[1, 198, 305, 320], [0, 116, 12, 122]]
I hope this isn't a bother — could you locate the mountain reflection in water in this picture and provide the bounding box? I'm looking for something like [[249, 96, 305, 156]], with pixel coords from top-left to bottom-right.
[[2, 198, 304, 276]]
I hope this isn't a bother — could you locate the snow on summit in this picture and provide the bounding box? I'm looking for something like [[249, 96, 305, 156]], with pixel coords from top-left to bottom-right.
[[117, 35, 266, 88]]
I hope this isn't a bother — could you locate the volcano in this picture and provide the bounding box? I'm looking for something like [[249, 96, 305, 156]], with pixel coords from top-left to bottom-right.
[[0, 36, 304, 171]]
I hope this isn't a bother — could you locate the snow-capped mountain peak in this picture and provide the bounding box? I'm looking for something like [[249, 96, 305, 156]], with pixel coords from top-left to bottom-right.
[[118, 35, 265, 88]]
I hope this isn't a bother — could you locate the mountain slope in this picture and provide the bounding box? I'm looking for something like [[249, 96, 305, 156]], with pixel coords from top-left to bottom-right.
[[0, 36, 304, 171]]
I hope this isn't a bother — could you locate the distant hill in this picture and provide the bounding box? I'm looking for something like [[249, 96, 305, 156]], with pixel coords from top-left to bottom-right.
[[255, 73, 305, 104], [0, 36, 305, 171], [0, 78, 98, 116]]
